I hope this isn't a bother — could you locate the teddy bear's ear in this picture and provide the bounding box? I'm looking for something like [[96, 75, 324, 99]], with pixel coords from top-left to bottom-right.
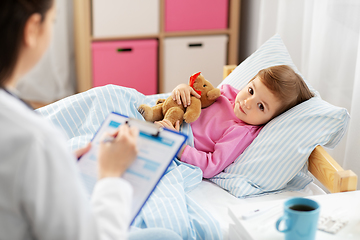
[[189, 72, 201, 86], [189, 72, 202, 96]]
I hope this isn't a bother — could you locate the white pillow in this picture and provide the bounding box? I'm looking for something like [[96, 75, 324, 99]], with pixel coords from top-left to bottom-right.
[[210, 34, 349, 198]]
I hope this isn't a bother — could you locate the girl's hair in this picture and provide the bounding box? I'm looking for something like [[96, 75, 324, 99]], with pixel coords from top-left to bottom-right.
[[0, 0, 54, 88], [251, 65, 314, 117]]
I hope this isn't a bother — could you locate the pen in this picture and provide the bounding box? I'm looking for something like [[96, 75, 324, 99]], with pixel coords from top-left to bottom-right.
[[102, 136, 115, 143], [102, 121, 131, 143]]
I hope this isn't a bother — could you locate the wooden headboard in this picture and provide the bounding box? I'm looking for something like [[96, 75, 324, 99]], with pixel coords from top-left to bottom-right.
[[223, 65, 358, 193]]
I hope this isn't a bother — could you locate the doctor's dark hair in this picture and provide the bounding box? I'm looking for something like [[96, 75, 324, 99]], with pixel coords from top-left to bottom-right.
[[250, 65, 314, 118], [0, 0, 54, 88]]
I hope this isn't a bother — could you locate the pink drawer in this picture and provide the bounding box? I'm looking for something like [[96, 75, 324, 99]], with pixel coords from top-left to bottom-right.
[[92, 39, 158, 95], [164, 0, 228, 32]]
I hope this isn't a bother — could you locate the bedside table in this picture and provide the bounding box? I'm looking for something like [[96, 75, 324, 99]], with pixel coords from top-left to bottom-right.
[[228, 191, 360, 240]]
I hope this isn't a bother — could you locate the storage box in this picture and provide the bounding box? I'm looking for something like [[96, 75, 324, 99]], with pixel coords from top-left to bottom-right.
[[163, 35, 228, 93], [92, 0, 159, 38], [92, 39, 158, 95], [164, 0, 228, 32]]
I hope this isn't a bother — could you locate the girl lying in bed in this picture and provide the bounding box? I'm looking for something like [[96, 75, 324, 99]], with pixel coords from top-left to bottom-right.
[[155, 65, 314, 178]]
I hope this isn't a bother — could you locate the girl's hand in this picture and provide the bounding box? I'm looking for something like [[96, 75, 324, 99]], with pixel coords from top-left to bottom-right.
[[97, 124, 139, 179], [171, 84, 201, 108], [154, 119, 180, 132]]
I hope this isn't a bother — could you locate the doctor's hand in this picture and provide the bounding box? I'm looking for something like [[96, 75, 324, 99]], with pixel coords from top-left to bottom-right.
[[97, 124, 139, 180], [74, 143, 91, 159]]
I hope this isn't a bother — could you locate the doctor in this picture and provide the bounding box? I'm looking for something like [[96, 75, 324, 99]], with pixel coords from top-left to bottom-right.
[[0, 0, 181, 240]]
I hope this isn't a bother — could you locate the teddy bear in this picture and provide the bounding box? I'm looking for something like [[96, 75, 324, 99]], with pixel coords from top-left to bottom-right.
[[137, 72, 221, 126]]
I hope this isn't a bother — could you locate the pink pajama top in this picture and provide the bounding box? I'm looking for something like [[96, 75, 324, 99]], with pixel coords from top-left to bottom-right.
[[180, 84, 263, 178]]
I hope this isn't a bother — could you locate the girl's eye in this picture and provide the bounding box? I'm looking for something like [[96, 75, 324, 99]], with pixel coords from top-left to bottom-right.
[[258, 103, 264, 111], [248, 87, 254, 95], [203, 84, 207, 87]]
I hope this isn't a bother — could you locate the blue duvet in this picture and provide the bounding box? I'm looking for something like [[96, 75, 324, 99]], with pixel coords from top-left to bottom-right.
[[37, 84, 222, 240]]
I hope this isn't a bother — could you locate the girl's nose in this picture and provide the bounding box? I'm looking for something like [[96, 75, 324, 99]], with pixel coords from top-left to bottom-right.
[[244, 99, 251, 109]]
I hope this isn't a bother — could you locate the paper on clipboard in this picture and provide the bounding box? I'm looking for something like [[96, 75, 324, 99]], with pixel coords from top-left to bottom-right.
[[77, 112, 187, 224]]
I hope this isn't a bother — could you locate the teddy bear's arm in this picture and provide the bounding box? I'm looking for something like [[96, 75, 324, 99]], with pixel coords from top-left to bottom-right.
[[156, 98, 166, 104], [207, 88, 221, 100]]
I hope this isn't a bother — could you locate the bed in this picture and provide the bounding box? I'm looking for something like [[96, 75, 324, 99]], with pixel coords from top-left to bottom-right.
[[188, 64, 358, 239], [37, 34, 357, 239]]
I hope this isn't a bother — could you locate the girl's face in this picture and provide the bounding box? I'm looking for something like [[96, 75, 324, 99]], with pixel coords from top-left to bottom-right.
[[234, 76, 282, 125]]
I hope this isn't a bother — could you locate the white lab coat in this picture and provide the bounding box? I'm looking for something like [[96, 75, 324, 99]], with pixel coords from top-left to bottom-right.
[[0, 89, 133, 240]]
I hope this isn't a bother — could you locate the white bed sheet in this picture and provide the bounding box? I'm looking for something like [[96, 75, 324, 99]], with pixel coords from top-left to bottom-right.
[[188, 179, 326, 239]]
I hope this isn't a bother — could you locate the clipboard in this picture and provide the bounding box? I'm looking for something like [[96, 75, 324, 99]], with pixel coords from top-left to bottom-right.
[[77, 112, 187, 225]]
